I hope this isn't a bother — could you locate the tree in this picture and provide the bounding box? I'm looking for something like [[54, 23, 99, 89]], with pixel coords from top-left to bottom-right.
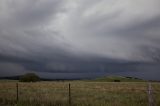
[[20, 73, 40, 82], [114, 79, 120, 82]]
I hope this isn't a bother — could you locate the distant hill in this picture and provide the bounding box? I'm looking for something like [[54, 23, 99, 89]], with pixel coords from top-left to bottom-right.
[[90, 76, 145, 82], [0, 74, 147, 82], [0, 75, 81, 81], [0, 76, 20, 80]]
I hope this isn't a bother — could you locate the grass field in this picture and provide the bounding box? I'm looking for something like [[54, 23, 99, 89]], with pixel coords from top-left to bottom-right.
[[0, 80, 160, 106]]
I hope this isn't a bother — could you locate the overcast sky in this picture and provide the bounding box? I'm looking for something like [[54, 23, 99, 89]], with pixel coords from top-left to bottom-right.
[[0, 0, 160, 80]]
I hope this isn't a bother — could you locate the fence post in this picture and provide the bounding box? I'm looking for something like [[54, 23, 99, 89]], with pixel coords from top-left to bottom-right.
[[147, 83, 155, 106], [69, 83, 71, 106], [16, 83, 19, 103]]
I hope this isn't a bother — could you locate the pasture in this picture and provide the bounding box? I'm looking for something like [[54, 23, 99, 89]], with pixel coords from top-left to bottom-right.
[[0, 80, 160, 106]]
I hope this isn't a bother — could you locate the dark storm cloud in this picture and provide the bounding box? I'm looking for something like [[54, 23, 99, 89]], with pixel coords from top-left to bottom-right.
[[0, 0, 160, 80]]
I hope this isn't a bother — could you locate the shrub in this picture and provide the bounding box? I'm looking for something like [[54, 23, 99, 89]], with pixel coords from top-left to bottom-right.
[[114, 80, 120, 82], [20, 73, 40, 82]]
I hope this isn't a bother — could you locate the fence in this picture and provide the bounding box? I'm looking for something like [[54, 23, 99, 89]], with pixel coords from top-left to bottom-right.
[[0, 81, 159, 106]]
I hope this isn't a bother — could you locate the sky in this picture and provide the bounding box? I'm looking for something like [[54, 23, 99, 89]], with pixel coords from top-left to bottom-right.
[[0, 0, 160, 80]]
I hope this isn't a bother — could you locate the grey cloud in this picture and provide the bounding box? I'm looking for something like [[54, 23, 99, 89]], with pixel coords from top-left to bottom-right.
[[56, 0, 160, 61], [0, 0, 64, 29], [0, 62, 27, 77], [0, 0, 73, 60], [0, 0, 160, 80]]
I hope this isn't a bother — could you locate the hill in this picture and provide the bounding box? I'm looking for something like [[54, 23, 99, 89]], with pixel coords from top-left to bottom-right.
[[91, 76, 145, 82]]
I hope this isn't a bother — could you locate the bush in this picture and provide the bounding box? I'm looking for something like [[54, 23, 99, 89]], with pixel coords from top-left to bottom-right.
[[114, 80, 120, 82], [20, 73, 40, 82]]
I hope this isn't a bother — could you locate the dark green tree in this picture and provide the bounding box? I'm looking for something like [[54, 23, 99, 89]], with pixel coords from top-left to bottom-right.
[[20, 73, 40, 82]]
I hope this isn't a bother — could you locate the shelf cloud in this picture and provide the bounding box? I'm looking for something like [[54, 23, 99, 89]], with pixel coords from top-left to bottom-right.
[[0, 0, 160, 80]]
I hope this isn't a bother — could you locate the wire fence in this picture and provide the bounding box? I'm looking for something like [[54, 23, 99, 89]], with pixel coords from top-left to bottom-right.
[[0, 81, 159, 106]]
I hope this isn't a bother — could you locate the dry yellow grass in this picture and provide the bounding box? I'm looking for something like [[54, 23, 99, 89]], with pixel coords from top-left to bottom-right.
[[0, 80, 160, 106]]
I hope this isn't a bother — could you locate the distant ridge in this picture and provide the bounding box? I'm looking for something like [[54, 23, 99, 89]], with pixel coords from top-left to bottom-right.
[[90, 76, 146, 82], [1, 75, 159, 82], [0, 75, 82, 81]]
